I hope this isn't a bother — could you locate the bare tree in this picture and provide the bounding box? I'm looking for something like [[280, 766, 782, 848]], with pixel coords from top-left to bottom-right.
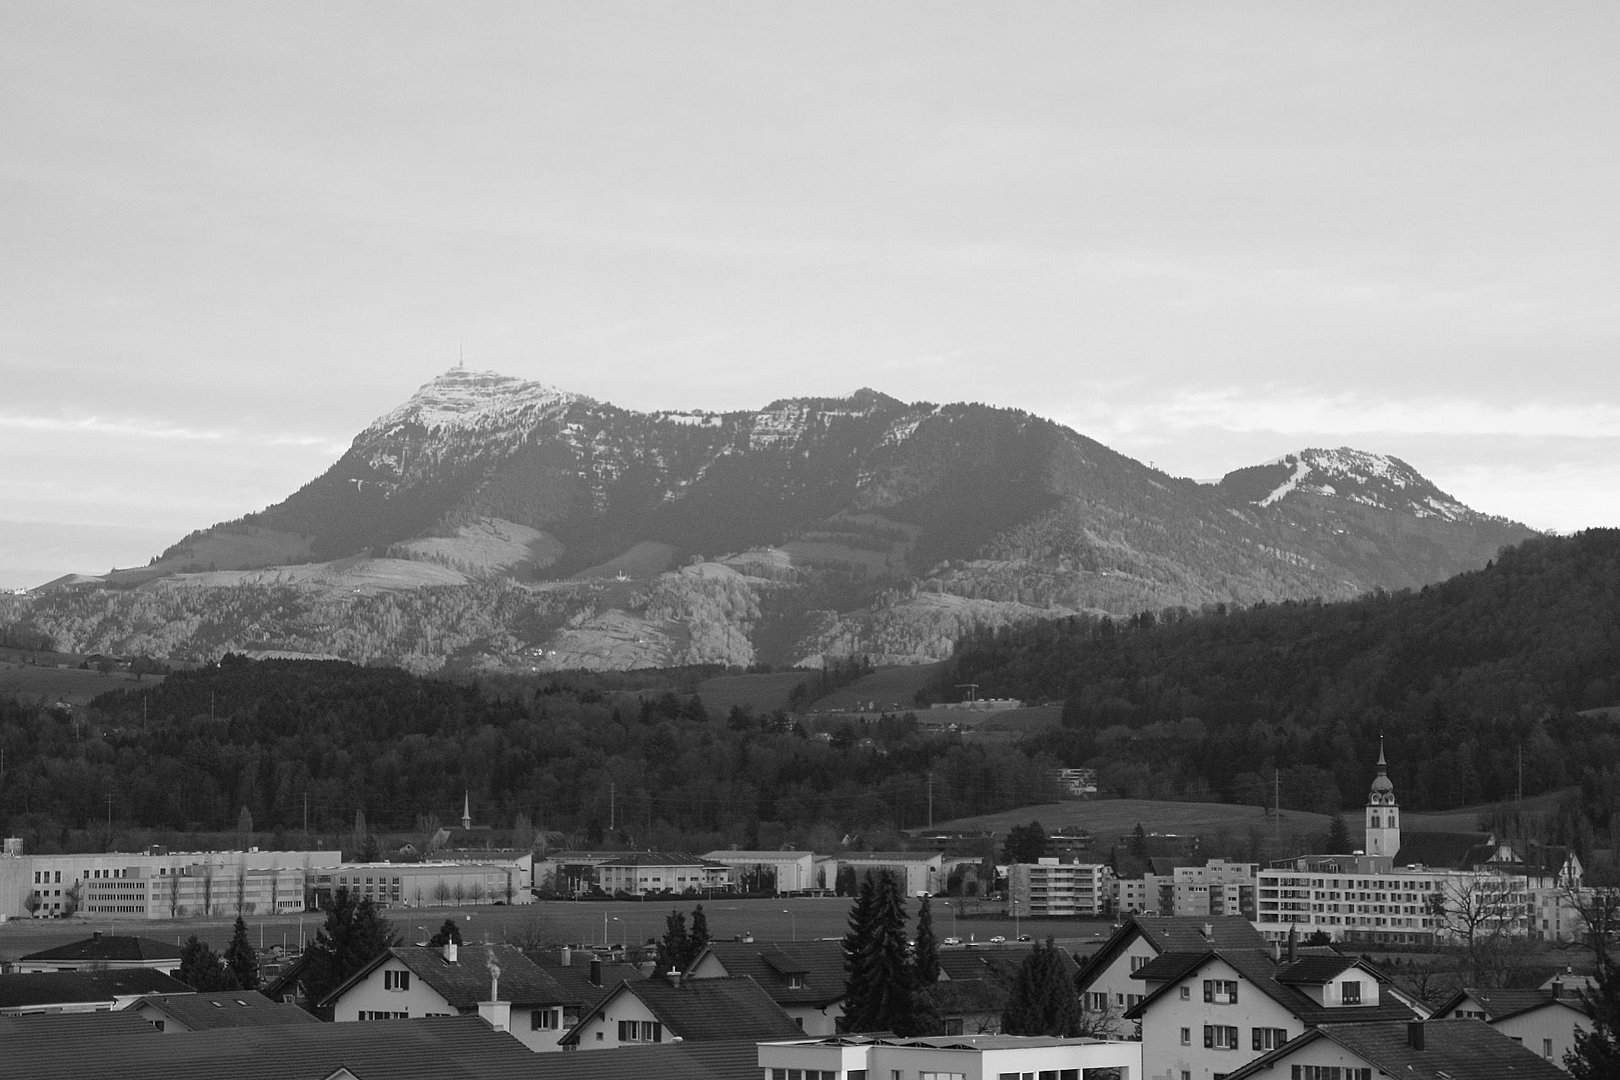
[[504, 912, 557, 961], [433, 879, 452, 906], [1565, 886, 1620, 978], [1429, 873, 1532, 988]]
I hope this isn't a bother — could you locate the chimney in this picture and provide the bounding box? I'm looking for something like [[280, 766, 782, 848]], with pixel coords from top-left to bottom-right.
[[478, 999, 511, 1033], [1270, 941, 1281, 963], [92, 931, 102, 940], [443, 941, 458, 963], [1201, 923, 1213, 940], [560, 945, 572, 967], [1407, 1020, 1425, 1050], [667, 970, 682, 988], [1551, 979, 1563, 999], [590, 958, 602, 987]]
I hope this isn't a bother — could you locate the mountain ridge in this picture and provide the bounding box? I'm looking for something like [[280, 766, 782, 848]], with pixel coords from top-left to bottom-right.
[[10, 369, 1537, 670]]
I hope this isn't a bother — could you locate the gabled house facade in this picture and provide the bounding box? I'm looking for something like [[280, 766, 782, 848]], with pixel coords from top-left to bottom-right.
[[320, 942, 572, 1052], [1435, 983, 1592, 1069], [1073, 915, 1268, 1037], [1124, 949, 1417, 1080], [559, 975, 804, 1050], [686, 939, 847, 1035]]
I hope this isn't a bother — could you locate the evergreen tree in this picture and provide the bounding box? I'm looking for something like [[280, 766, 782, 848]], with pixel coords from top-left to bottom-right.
[[1568, 962, 1620, 1079], [1002, 821, 1048, 864], [223, 915, 259, 990], [689, 903, 710, 960], [1325, 815, 1353, 852], [178, 934, 239, 991], [656, 909, 690, 976], [841, 871, 920, 1034], [913, 896, 940, 984], [1129, 823, 1148, 858], [302, 886, 401, 1014], [427, 918, 463, 947], [1002, 938, 1083, 1036]]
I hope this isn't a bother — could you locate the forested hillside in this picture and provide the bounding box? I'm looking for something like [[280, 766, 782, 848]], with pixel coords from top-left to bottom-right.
[[0, 657, 1057, 853], [932, 529, 1620, 858]]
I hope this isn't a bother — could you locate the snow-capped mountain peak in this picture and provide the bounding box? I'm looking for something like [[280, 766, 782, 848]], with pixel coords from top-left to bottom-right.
[[1226, 447, 1475, 522], [361, 368, 580, 439]]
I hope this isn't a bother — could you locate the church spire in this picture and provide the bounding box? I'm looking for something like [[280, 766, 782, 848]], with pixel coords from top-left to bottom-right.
[[462, 790, 472, 831], [1365, 738, 1399, 860]]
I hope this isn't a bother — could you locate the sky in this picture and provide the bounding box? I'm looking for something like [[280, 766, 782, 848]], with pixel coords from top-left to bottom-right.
[[3, 3, 1618, 589]]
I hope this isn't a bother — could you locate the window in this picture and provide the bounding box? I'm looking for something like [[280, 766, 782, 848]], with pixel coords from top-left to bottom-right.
[[1085, 992, 1108, 1012], [617, 1020, 662, 1043], [532, 1009, 558, 1030], [1290, 1069, 1370, 1080], [1204, 1024, 1239, 1049], [1253, 1027, 1288, 1051], [919, 1074, 966, 1080], [943, 1018, 964, 1035], [1203, 979, 1238, 1004], [1130, 955, 1150, 971], [1340, 980, 1361, 1005], [383, 969, 410, 991], [1180, 986, 1191, 1000], [1180, 1027, 1190, 1045]]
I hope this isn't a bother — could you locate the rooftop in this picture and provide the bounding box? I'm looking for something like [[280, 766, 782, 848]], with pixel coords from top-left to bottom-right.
[[18, 933, 181, 964]]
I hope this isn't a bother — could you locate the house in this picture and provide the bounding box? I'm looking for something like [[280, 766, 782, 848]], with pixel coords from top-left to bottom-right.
[[527, 946, 647, 1032], [12, 931, 182, 974], [0, 969, 193, 1015], [1073, 915, 1268, 1035], [686, 939, 848, 1034], [559, 975, 805, 1049], [320, 942, 574, 1052], [929, 944, 1083, 1037], [759, 1033, 1141, 1080], [1223, 1018, 1570, 1080], [1123, 948, 1417, 1080], [1434, 981, 1592, 1068], [127, 989, 319, 1032], [0, 1009, 547, 1080]]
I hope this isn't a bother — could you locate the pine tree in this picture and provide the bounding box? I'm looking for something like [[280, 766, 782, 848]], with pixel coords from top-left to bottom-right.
[[302, 886, 401, 1015], [840, 878, 877, 1031], [689, 903, 710, 961], [841, 871, 920, 1034], [1325, 814, 1353, 852], [178, 934, 239, 992], [1002, 938, 1083, 1036], [1568, 962, 1620, 1079], [223, 915, 259, 990], [656, 909, 690, 976], [913, 895, 940, 984]]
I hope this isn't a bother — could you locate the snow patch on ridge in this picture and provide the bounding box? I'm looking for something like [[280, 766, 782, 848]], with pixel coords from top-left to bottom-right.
[[1259, 457, 1311, 507]]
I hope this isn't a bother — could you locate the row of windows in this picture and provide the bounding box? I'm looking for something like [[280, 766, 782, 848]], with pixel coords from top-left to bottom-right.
[[358, 1010, 408, 1020], [617, 1020, 662, 1043], [1292, 1068, 1371, 1080], [383, 970, 411, 991], [996, 1072, 1084, 1080], [768, 1071, 844, 1080]]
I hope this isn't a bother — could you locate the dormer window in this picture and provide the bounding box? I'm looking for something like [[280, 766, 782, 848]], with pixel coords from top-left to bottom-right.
[[786, 973, 805, 989]]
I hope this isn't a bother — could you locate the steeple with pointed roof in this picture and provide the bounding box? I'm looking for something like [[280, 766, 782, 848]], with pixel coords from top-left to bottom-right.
[[1364, 739, 1399, 860], [462, 790, 472, 831]]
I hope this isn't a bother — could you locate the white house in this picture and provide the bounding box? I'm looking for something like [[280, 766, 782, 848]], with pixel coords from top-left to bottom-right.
[[1074, 916, 1268, 1036], [559, 975, 803, 1049], [320, 942, 573, 1052], [1435, 983, 1592, 1070], [1124, 950, 1418, 1080]]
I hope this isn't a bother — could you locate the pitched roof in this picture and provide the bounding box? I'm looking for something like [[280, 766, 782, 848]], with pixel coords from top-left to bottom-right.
[[1273, 954, 1359, 985], [0, 969, 193, 1010], [0, 1011, 540, 1080], [691, 940, 848, 1007], [321, 944, 572, 1010], [937, 944, 1078, 984], [521, 1038, 761, 1080], [1074, 915, 1264, 992], [1393, 830, 1491, 869], [1225, 1018, 1569, 1080], [133, 989, 320, 1029], [1437, 986, 1592, 1021], [18, 933, 182, 964], [1125, 949, 1417, 1027], [838, 851, 940, 862], [528, 951, 646, 1009], [561, 976, 804, 1044], [596, 851, 715, 867]]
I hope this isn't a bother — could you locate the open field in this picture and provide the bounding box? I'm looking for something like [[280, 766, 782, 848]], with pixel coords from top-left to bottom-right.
[[0, 653, 162, 710], [694, 670, 807, 715], [0, 896, 1120, 966], [929, 797, 1335, 847], [812, 663, 945, 712]]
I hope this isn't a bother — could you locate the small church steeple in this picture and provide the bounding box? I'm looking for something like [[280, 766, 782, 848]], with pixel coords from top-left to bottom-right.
[[462, 790, 472, 831], [1365, 738, 1400, 860]]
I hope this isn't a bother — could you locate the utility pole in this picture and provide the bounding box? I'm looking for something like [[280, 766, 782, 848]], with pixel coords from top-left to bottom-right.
[[927, 773, 934, 829], [609, 782, 616, 832]]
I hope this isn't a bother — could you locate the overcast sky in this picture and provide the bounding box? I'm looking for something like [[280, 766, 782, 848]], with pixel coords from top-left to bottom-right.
[[3, 3, 1618, 588]]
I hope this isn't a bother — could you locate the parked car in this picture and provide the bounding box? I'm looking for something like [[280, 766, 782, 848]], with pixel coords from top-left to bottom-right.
[[942, 936, 961, 946], [988, 935, 1007, 944], [1016, 934, 1032, 942]]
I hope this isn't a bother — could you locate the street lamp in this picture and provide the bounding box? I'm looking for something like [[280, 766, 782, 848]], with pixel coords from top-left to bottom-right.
[[943, 900, 958, 938], [1012, 897, 1020, 941], [782, 909, 796, 942]]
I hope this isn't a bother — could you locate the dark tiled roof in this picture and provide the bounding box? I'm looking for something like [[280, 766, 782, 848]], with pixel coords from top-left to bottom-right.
[[1438, 987, 1592, 1021], [694, 940, 848, 1007], [134, 989, 320, 1029], [839, 851, 940, 862], [19, 933, 182, 963], [0, 1011, 540, 1080], [0, 969, 192, 1009], [596, 851, 713, 867], [922, 977, 1006, 1015], [522, 1038, 762, 1080], [1129, 950, 1206, 985], [1075, 915, 1264, 992], [562, 976, 804, 1044], [529, 951, 646, 1009], [938, 944, 1079, 984], [1226, 1019, 1569, 1080], [1274, 955, 1358, 985], [327, 944, 572, 1010]]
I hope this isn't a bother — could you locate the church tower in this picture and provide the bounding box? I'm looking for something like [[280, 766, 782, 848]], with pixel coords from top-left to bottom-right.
[[462, 790, 472, 831], [1364, 740, 1400, 860]]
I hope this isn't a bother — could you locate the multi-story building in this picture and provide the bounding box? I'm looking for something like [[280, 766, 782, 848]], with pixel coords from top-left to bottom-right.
[[1255, 747, 1540, 946], [1008, 858, 1112, 917], [311, 860, 533, 909], [700, 850, 816, 893], [1, 849, 340, 920], [592, 852, 730, 897], [831, 852, 943, 897]]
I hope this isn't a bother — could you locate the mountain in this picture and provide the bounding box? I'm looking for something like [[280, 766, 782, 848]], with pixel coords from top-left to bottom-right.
[[9, 369, 1536, 670]]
